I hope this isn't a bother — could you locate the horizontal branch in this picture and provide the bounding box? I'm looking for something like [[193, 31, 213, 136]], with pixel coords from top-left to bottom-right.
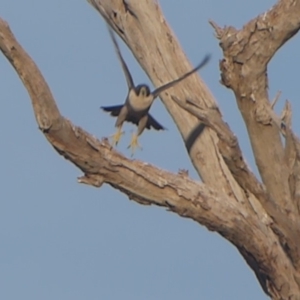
[[0, 16, 261, 242], [0, 16, 249, 235]]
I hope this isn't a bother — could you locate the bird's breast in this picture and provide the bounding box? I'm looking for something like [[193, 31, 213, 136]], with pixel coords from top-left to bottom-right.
[[128, 89, 154, 111]]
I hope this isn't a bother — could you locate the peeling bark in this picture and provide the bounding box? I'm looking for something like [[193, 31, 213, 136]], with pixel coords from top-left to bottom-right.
[[1, 0, 300, 298]]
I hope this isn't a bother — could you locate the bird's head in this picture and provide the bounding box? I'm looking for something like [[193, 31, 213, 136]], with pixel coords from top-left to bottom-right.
[[136, 84, 151, 97]]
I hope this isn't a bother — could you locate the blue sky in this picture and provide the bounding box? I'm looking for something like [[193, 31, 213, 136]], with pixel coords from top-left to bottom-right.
[[1, 1, 298, 299]]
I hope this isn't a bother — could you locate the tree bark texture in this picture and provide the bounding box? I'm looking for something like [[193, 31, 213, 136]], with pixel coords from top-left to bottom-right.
[[1, 0, 300, 298]]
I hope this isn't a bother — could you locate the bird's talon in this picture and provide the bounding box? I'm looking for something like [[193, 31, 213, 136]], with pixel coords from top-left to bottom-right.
[[110, 130, 124, 147], [128, 134, 142, 155]]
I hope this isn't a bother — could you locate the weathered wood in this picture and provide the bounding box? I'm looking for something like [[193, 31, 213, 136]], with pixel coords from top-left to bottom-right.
[[1, 0, 300, 297]]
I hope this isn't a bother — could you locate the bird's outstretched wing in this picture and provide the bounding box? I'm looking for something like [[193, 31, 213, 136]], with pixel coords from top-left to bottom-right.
[[101, 105, 124, 117], [151, 54, 211, 98], [108, 27, 135, 90], [146, 114, 165, 130]]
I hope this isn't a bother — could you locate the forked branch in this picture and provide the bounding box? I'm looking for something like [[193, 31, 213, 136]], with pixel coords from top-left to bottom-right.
[[210, 0, 300, 271], [2, 0, 300, 297]]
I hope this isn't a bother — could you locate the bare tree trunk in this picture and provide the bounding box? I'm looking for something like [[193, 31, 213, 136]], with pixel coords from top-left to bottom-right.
[[1, 0, 300, 298]]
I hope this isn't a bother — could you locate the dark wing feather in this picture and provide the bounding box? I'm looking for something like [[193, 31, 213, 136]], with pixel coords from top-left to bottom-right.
[[102, 107, 140, 126], [101, 105, 124, 117], [107, 27, 135, 90], [146, 114, 165, 130], [151, 54, 211, 98], [125, 114, 140, 127], [102, 106, 164, 131], [126, 113, 164, 130], [102, 105, 142, 127]]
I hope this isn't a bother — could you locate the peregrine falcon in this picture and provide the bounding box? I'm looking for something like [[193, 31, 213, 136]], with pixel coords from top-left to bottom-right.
[[101, 28, 210, 154]]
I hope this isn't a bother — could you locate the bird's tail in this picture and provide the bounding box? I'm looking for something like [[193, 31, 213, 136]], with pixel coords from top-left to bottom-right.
[[101, 105, 123, 117]]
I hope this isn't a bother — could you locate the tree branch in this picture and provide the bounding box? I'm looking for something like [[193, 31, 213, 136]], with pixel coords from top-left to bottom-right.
[[87, 0, 243, 196], [0, 19, 61, 132], [210, 0, 300, 271], [210, 0, 300, 210], [0, 17, 270, 261], [172, 93, 300, 276], [2, 0, 300, 296], [0, 17, 238, 229]]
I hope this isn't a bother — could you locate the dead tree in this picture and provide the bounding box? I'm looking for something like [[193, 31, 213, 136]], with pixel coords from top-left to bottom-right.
[[1, 0, 300, 299]]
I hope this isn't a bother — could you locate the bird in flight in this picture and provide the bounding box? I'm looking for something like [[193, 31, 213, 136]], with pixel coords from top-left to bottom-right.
[[101, 27, 210, 154]]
